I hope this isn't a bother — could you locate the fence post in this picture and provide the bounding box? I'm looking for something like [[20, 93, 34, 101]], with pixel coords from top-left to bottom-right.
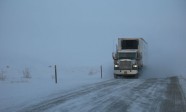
[[55, 65, 57, 84], [101, 65, 102, 78]]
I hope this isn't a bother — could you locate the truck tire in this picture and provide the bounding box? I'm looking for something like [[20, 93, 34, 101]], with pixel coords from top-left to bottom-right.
[[114, 74, 118, 79], [135, 73, 139, 79]]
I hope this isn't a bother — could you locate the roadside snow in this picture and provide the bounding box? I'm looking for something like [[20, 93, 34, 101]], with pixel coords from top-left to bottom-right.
[[178, 75, 186, 98], [0, 66, 112, 112]]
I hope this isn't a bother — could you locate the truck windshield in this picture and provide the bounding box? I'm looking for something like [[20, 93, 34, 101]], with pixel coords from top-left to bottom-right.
[[121, 40, 138, 49], [118, 52, 137, 59]]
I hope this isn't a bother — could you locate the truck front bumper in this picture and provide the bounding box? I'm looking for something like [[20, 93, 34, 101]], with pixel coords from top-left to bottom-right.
[[114, 70, 138, 75]]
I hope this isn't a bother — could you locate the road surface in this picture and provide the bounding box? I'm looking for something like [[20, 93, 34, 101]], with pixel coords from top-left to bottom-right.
[[19, 76, 186, 112]]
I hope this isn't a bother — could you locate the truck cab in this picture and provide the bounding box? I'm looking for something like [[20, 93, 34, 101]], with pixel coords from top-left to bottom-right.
[[112, 38, 147, 78]]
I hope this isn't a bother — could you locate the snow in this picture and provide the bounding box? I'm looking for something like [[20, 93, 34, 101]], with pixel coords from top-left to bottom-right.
[[0, 66, 186, 112], [0, 0, 186, 111], [178, 76, 186, 97], [0, 66, 112, 112]]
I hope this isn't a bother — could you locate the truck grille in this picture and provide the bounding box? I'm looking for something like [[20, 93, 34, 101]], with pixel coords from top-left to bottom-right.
[[119, 61, 132, 70]]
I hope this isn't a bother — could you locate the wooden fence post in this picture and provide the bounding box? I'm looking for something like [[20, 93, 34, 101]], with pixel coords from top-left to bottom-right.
[[55, 65, 57, 84], [101, 65, 102, 78]]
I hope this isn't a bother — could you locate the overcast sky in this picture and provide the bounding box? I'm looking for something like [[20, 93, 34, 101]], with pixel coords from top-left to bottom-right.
[[0, 0, 186, 75]]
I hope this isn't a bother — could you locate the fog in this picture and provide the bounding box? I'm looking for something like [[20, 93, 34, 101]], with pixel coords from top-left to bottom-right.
[[0, 0, 186, 78]]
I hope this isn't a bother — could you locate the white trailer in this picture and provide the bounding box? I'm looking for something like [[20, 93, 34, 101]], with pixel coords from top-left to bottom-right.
[[112, 38, 147, 78]]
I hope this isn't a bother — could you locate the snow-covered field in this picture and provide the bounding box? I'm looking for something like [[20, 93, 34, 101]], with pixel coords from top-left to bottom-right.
[[0, 66, 113, 112]]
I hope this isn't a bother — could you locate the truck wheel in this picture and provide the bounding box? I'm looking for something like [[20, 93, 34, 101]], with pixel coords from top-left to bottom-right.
[[114, 74, 118, 79], [135, 74, 139, 79]]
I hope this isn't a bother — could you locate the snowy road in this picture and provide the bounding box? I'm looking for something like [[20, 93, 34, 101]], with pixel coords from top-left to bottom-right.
[[19, 76, 186, 112]]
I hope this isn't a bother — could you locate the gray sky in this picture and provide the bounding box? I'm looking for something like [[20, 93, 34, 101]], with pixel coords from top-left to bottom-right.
[[0, 0, 186, 75]]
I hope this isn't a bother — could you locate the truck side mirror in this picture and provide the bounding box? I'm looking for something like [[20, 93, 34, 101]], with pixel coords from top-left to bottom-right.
[[112, 52, 116, 60], [137, 53, 142, 60]]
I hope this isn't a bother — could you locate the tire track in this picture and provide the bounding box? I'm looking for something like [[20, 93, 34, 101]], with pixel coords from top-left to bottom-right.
[[19, 79, 136, 112], [160, 77, 186, 112], [19, 77, 186, 112], [48, 78, 167, 112], [119, 78, 168, 112]]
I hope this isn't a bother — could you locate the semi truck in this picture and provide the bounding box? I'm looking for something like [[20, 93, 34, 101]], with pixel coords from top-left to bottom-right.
[[112, 38, 147, 78]]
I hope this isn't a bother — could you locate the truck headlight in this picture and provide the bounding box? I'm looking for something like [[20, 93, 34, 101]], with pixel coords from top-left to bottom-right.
[[133, 65, 138, 68], [114, 65, 119, 67]]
